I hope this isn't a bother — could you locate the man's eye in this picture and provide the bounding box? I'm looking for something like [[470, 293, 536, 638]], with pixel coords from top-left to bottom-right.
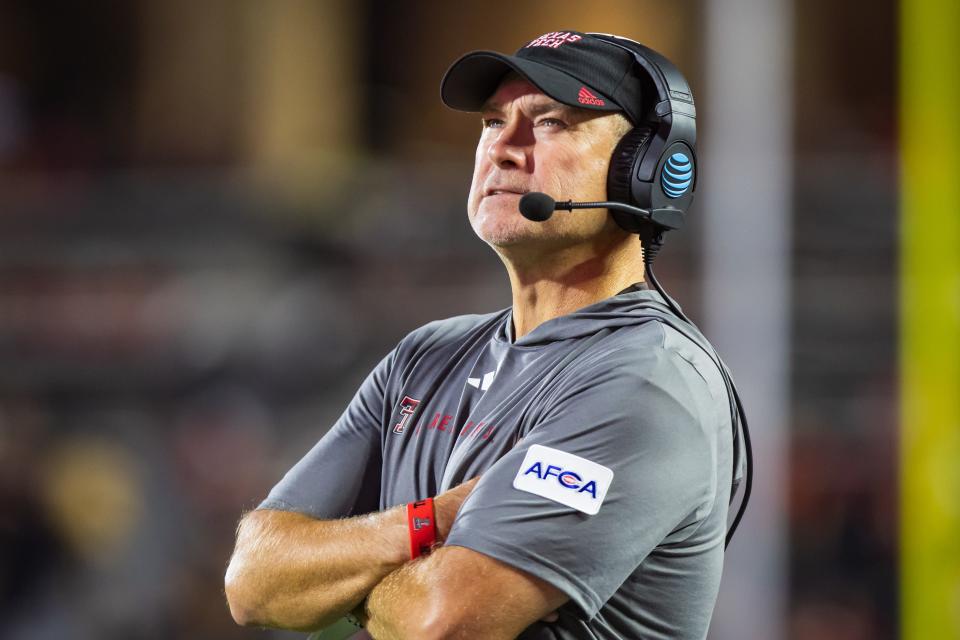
[[536, 118, 566, 128], [482, 118, 505, 128]]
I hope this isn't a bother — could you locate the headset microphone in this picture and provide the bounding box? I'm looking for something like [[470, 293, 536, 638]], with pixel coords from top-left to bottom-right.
[[517, 192, 556, 221], [519, 192, 685, 230]]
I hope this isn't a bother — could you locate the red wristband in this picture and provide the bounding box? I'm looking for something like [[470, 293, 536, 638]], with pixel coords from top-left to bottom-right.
[[406, 497, 436, 559]]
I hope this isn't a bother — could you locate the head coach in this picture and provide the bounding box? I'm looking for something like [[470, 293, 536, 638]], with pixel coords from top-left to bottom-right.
[[225, 30, 747, 640]]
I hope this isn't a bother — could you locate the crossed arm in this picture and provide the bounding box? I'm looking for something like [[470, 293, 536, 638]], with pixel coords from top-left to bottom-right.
[[224, 477, 568, 639]]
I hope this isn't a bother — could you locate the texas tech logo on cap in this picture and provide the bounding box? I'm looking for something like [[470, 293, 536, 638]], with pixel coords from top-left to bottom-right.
[[526, 31, 583, 49]]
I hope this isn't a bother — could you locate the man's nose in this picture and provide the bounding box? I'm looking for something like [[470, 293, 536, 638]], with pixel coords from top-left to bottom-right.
[[487, 120, 533, 169]]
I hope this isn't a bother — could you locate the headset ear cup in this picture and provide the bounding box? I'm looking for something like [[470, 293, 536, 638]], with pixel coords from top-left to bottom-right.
[[607, 125, 654, 233]]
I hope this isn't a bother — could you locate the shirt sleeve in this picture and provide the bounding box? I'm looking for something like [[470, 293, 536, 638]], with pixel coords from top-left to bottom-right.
[[444, 344, 722, 618], [257, 348, 395, 519]]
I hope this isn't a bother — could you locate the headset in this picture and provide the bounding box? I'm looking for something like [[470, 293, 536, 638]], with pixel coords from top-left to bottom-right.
[[587, 33, 753, 549], [588, 33, 699, 235]]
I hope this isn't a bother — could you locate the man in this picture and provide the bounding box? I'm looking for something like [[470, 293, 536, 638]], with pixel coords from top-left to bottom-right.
[[226, 30, 741, 639]]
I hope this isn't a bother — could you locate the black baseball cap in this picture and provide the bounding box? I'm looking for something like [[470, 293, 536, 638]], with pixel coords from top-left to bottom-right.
[[440, 30, 644, 124]]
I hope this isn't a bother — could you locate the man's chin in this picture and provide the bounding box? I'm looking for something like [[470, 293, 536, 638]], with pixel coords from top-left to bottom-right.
[[472, 217, 543, 247], [475, 227, 575, 260], [485, 235, 538, 250], [470, 204, 583, 254]]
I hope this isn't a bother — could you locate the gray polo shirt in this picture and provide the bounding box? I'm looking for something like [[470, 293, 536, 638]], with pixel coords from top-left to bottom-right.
[[260, 286, 744, 639]]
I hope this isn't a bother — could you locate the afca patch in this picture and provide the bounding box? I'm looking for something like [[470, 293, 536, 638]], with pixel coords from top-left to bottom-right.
[[512, 444, 614, 515]]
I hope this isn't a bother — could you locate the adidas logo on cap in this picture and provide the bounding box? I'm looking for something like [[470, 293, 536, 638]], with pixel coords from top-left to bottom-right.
[[577, 87, 605, 106]]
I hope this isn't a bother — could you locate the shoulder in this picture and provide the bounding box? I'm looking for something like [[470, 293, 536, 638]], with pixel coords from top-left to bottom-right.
[[396, 309, 508, 356], [564, 321, 682, 382], [401, 309, 508, 347], [592, 321, 723, 389], [549, 321, 727, 428]]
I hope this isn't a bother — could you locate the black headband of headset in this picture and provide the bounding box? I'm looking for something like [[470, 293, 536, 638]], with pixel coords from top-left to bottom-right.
[[587, 33, 696, 123]]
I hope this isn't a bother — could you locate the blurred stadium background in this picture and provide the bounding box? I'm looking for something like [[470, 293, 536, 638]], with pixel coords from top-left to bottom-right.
[[1, 1, 955, 639]]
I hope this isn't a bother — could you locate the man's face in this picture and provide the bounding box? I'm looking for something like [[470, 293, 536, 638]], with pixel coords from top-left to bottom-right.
[[467, 76, 631, 254]]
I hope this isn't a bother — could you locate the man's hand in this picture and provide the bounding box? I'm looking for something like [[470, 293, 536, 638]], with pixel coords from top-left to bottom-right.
[[433, 476, 480, 543], [435, 476, 561, 624], [338, 476, 481, 629], [363, 474, 569, 638], [380, 475, 561, 625]]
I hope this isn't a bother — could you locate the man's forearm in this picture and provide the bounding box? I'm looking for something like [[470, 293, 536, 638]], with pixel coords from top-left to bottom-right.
[[225, 478, 478, 632], [364, 559, 433, 639], [224, 506, 408, 631], [363, 546, 547, 640]]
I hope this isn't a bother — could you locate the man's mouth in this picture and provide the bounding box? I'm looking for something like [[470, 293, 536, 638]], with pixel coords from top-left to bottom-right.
[[483, 188, 529, 198]]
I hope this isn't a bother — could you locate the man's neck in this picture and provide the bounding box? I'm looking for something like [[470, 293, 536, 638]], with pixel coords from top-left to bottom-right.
[[502, 239, 646, 341]]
